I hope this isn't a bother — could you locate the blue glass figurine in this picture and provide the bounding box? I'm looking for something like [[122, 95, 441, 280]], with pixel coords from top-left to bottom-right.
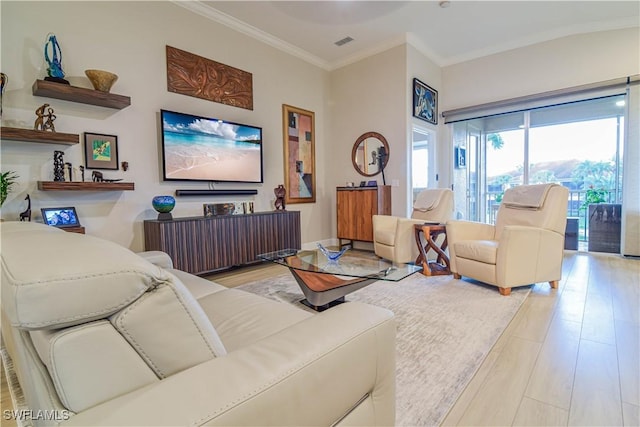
[[317, 243, 349, 262], [44, 33, 69, 84]]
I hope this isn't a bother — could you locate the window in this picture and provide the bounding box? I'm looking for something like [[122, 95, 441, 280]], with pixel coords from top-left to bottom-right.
[[450, 94, 626, 244]]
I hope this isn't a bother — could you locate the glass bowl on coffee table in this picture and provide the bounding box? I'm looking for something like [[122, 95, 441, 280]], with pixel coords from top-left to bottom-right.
[[258, 248, 421, 311]]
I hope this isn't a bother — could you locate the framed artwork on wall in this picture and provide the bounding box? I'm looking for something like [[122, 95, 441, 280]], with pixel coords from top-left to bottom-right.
[[455, 146, 467, 168], [282, 104, 316, 204], [413, 78, 438, 125], [84, 132, 119, 170]]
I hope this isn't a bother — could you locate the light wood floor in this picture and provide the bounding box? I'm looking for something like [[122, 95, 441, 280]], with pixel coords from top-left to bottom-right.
[[1, 252, 638, 426], [442, 251, 639, 426]]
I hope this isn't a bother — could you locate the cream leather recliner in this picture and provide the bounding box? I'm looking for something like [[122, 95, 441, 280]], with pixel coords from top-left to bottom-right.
[[373, 189, 454, 263], [446, 183, 569, 296], [1, 222, 396, 426]]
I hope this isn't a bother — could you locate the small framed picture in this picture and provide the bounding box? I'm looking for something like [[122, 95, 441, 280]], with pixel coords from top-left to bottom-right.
[[413, 78, 438, 125], [84, 132, 119, 170], [455, 147, 467, 168], [41, 207, 80, 228]]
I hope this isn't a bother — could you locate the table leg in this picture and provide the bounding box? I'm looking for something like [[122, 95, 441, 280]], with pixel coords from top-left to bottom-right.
[[289, 269, 378, 311], [416, 225, 451, 276]]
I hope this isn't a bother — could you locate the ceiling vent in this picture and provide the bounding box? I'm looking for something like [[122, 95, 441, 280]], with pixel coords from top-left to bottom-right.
[[334, 36, 354, 47]]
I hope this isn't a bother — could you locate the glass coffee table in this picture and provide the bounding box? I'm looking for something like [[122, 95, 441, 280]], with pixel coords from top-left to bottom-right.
[[258, 248, 421, 311]]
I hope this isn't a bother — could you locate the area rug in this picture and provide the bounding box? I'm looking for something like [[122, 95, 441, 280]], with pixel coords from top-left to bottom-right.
[[236, 272, 530, 426]]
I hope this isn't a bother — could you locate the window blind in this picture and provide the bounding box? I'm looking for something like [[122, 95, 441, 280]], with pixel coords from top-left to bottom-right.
[[442, 75, 639, 124]]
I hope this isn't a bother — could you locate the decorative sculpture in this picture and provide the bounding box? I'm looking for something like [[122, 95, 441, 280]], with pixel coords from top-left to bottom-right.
[[19, 194, 31, 222], [317, 243, 349, 262], [91, 170, 122, 183], [0, 72, 7, 118], [64, 162, 72, 181], [274, 184, 286, 211], [43, 107, 56, 132], [34, 103, 49, 131], [121, 161, 129, 171], [53, 150, 64, 181], [44, 33, 68, 84], [166, 45, 253, 110], [79, 165, 85, 182]]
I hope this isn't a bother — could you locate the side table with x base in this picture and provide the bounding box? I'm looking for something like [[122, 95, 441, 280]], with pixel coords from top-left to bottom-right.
[[413, 223, 451, 276]]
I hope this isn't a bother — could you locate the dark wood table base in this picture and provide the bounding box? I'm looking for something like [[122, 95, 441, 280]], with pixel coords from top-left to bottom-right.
[[414, 223, 451, 276], [290, 269, 378, 311]]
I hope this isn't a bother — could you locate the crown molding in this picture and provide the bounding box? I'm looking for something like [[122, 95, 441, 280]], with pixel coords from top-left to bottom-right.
[[172, 2, 639, 71], [172, 0, 332, 70], [328, 34, 410, 71], [405, 33, 446, 68]]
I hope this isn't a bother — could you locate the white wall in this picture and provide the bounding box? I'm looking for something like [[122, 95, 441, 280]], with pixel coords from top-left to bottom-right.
[[406, 44, 446, 194], [441, 28, 640, 110], [1, 1, 330, 251], [328, 45, 407, 224], [622, 84, 640, 256]]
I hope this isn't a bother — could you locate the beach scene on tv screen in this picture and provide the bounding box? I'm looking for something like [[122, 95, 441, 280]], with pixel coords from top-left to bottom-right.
[[162, 111, 262, 182]]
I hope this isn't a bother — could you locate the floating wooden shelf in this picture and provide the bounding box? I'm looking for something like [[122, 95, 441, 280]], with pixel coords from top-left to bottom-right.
[[32, 79, 131, 110], [38, 181, 135, 191], [1, 126, 79, 145], [62, 226, 85, 234]]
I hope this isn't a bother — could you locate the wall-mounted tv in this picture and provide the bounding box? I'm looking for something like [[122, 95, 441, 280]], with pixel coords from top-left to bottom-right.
[[160, 109, 263, 183]]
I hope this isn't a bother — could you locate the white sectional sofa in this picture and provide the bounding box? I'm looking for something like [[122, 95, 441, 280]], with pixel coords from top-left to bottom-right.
[[1, 222, 396, 426]]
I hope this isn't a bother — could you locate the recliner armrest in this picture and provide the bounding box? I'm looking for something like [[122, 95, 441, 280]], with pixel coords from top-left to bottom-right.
[[60, 302, 396, 427], [136, 251, 174, 270], [446, 220, 495, 241], [373, 214, 399, 233]]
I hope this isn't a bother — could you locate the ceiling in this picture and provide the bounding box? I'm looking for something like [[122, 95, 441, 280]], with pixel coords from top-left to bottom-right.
[[179, 1, 639, 70]]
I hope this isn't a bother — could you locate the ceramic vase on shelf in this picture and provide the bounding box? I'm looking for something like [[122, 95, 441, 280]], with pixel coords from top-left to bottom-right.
[[152, 195, 175, 221], [85, 69, 118, 92]]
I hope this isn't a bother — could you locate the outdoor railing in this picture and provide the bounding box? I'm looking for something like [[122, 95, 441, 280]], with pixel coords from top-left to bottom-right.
[[486, 189, 619, 241], [412, 187, 620, 242]]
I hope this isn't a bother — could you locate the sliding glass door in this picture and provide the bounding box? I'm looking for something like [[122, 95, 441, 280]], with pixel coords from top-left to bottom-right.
[[452, 95, 626, 246]]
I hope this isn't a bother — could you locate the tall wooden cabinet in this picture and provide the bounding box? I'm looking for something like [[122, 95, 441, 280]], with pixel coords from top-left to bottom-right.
[[337, 186, 391, 245]]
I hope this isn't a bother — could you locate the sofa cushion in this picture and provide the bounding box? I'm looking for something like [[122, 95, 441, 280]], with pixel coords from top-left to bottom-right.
[[453, 240, 498, 265], [1, 222, 171, 330], [30, 321, 159, 413], [110, 276, 228, 378], [198, 288, 312, 352]]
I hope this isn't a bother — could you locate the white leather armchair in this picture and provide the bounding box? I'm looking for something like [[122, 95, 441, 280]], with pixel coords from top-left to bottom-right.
[[1, 222, 396, 426], [446, 183, 569, 295], [373, 189, 454, 263]]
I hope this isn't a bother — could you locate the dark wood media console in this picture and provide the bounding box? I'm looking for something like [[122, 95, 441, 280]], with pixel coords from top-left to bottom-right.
[[144, 211, 301, 275]]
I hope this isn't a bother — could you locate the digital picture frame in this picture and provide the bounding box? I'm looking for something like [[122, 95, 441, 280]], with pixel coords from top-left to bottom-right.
[[41, 207, 80, 228]]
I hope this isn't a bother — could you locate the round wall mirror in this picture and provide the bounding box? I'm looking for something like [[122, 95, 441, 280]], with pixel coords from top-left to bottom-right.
[[352, 132, 390, 177]]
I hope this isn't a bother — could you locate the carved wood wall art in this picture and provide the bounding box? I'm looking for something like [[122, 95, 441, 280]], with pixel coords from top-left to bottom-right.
[[166, 46, 253, 110]]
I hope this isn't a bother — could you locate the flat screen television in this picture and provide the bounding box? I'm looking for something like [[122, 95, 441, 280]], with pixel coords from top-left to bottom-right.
[[160, 109, 263, 183]]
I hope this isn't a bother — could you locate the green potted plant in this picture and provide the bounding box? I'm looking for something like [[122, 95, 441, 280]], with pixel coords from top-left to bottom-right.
[[1, 170, 19, 207], [581, 186, 607, 209]]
